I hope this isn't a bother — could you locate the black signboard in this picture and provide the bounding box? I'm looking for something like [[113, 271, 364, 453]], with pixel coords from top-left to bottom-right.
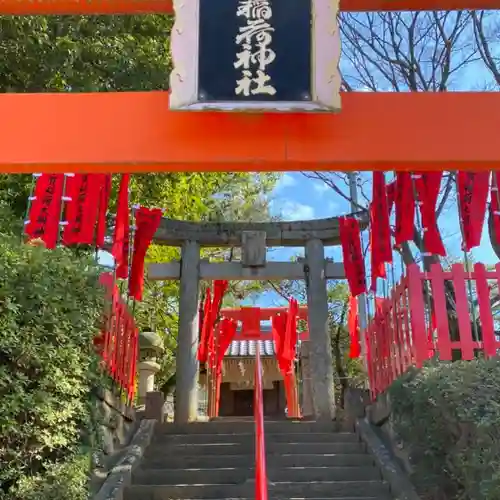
[[198, 0, 312, 102]]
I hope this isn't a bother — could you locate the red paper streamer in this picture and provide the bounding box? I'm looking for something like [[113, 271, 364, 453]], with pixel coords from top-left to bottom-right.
[[197, 288, 212, 364], [197, 280, 229, 365], [457, 171, 490, 251], [339, 216, 366, 297], [112, 174, 130, 279], [240, 306, 262, 338], [272, 299, 300, 418], [272, 313, 287, 371], [414, 172, 445, 256], [490, 172, 500, 246], [98, 271, 138, 402], [62, 174, 103, 246], [386, 180, 396, 217], [213, 317, 238, 416], [128, 207, 163, 301], [25, 174, 64, 249], [370, 172, 392, 292], [394, 172, 415, 245], [215, 317, 238, 373], [283, 298, 299, 366], [348, 295, 361, 359], [96, 174, 112, 248]]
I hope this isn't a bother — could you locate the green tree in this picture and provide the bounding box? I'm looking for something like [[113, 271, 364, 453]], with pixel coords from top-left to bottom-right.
[[0, 232, 104, 498]]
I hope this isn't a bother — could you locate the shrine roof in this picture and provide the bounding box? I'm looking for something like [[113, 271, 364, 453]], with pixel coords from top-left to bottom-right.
[[226, 340, 276, 357]]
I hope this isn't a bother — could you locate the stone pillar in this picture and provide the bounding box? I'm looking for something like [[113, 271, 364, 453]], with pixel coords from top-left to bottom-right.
[[175, 240, 200, 423], [300, 341, 314, 418], [305, 238, 335, 420], [138, 331, 164, 406], [138, 361, 160, 401]]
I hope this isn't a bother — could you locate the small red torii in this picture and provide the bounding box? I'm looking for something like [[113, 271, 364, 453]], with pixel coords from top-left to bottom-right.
[[221, 306, 309, 341]]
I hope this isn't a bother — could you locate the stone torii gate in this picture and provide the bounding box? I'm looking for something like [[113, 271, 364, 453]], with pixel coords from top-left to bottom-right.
[[148, 213, 367, 423]]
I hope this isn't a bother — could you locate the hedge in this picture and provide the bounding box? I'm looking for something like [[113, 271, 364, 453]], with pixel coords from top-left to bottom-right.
[[389, 358, 500, 499]]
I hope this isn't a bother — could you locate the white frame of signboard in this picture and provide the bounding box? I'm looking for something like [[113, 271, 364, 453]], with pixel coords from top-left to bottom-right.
[[169, 0, 341, 112]]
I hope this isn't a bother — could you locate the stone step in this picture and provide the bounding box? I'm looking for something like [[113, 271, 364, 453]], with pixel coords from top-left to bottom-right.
[[126, 497, 389, 500], [155, 432, 360, 445], [124, 481, 390, 499], [144, 441, 366, 456], [156, 420, 351, 435], [141, 452, 375, 469], [133, 466, 381, 485], [125, 497, 389, 500]]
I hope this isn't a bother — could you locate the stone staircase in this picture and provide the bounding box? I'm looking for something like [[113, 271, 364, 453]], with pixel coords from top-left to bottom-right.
[[124, 419, 393, 499]]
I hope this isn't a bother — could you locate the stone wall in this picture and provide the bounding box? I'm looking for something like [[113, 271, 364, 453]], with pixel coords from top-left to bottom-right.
[[344, 388, 420, 500], [90, 388, 138, 495], [364, 392, 414, 476]]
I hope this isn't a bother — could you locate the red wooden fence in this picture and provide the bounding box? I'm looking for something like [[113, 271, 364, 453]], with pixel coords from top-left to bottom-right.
[[366, 262, 500, 399], [95, 272, 139, 403]]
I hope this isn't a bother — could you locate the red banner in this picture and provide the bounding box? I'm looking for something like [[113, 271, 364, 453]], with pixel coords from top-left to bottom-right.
[[339, 216, 366, 297], [197, 288, 212, 364], [348, 295, 361, 359], [272, 313, 286, 369], [96, 174, 112, 248], [62, 174, 103, 246], [490, 172, 500, 246], [25, 174, 64, 249], [128, 207, 163, 301], [98, 271, 138, 402], [240, 307, 262, 338], [370, 172, 392, 292], [386, 180, 396, 217], [457, 171, 490, 251], [112, 174, 130, 279], [394, 172, 415, 245], [414, 172, 445, 256], [213, 317, 238, 416], [283, 298, 299, 366], [215, 318, 238, 373], [211, 280, 229, 327]]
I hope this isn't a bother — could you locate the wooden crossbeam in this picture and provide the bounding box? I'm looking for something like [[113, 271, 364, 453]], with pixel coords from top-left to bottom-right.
[[0, 0, 497, 15], [148, 261, 345, 280], [1, 92, 499, 172]]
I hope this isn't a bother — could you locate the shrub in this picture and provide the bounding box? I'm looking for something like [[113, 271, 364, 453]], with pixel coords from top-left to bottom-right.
[[0, 234, 105, 496], [389, 358, 500, 499], [4, 453, 89, 500]]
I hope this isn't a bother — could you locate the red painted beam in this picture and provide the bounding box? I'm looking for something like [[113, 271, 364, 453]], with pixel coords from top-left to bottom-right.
[[221, 307, 308, 321], [1, 91, 499, 172], [233, 331, 310, 341], [0, 0, 497, 14], [0, 0, 173, 15]]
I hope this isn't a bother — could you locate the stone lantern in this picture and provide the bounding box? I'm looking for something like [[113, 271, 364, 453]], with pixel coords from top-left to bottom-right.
[[137, 331, 164, 405]]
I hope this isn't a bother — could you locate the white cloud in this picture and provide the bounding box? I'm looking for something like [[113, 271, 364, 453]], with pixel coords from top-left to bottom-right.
[[280, 201, 315, 221], [313, 182, 329, 194], [327, 200, 339, 212], [274, 173, 297, 191]]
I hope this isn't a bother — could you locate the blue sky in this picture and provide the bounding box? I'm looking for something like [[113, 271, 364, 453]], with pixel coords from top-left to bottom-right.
[[251, 172, 499, 307], [268, 172, 498, 265]]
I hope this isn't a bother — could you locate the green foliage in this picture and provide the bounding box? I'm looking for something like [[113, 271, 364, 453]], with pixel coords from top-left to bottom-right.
[[0, 236, 105, 496], [389, 358, 500, 499], [4, 453, 89, 500], [0, 12, 279, 398], [0, 15, 173, 93]]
